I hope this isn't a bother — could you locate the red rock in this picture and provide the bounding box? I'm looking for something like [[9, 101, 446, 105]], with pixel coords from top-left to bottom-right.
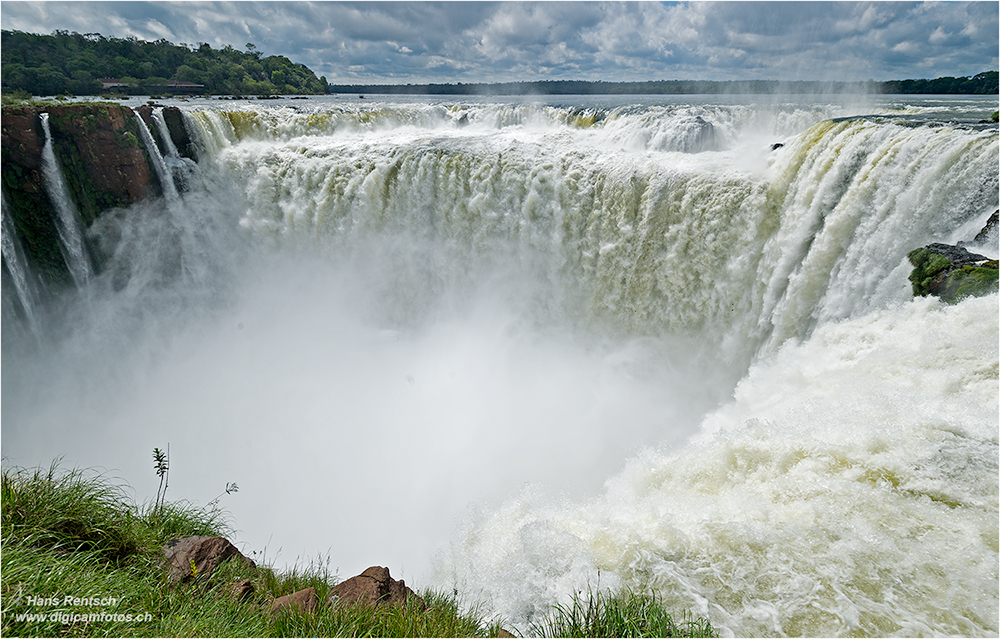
[[45, 104, 154, 220], [270, 587, 319, 614], [0, 106, 45, 169], [162, 535, 255, 582], [328, 565, 426, 610]]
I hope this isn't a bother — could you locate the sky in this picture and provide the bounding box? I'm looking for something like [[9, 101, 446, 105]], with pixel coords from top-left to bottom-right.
[[0, 1, 997, 85]]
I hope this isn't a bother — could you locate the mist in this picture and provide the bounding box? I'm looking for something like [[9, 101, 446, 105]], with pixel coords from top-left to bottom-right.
[[2, 184, 739, 581], [4, 94, 996, 636]]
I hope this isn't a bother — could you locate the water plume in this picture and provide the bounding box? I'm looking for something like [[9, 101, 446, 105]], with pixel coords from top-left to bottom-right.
[[3, 95, 996, 636]]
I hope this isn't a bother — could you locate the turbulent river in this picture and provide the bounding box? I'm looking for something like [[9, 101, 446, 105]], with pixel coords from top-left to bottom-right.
[[3, 94, 998, 636]]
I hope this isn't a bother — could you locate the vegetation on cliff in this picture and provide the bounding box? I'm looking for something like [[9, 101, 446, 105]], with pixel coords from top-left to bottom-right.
[[1, 463, 716, 637], [1, 30, 328, 96], [1, 103, 166, 289]]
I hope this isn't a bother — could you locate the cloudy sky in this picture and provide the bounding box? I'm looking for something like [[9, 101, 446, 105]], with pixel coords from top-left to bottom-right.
[[1, 1, 997, 84]]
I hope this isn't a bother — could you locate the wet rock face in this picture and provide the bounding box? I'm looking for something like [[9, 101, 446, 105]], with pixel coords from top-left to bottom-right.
[[973, 210, 999, 245], [161, 106, 197, 160], [1, 106, 65, 286], [42, 104, 156, 225], [908, 243, 999, 303], [1, 103, 185, 287], [135, 105, 196, 161], [1, 106, 46, 169]]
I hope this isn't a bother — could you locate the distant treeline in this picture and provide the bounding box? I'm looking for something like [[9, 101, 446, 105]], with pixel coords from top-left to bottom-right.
[[331, 73, 999, 96], [3, 29, 995, 98], [1, 30, 328, 96]]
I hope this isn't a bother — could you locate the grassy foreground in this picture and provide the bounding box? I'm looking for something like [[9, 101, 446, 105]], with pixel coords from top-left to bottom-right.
[[1, 462, 716, 637]]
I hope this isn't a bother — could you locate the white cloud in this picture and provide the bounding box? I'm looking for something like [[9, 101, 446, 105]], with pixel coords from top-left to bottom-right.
[[0, 1, 995, 83], [144, 18, 174, 41], [929, 26, 949, 45]]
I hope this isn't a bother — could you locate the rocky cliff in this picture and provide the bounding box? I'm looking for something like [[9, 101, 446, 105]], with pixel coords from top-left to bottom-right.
[[1, 103, 190, 290]]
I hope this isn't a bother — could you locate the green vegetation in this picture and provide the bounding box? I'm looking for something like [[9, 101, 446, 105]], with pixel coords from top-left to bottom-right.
[[907, 247, 999, 303], [532, 587, 715, 638], [880, 71, 999, 95], [1, 30, 328, 96], [1, 462, 717, 637], [329, 72, 999, 96]]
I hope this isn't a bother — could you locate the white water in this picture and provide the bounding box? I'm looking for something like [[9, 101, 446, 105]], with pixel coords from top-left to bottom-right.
[[39, 112, 93, 287], [135, 113, 179, 202], [3, 95, 997, 637], [152, 107, 182, 159], [1, 192, 43, 340]]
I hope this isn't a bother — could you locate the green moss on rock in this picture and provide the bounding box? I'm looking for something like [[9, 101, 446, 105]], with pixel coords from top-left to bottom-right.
[[953, 262, 1000, 300], [908, 247, 998, 303], [2, 103, 160, 288], [907, 248, 952, 296]]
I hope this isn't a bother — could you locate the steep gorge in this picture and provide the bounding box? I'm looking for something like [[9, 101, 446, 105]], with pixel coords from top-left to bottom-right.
[[1, 103, 192, 290]]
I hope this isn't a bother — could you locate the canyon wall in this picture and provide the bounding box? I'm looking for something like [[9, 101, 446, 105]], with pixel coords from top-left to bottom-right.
[[1, 103, 192, 289]]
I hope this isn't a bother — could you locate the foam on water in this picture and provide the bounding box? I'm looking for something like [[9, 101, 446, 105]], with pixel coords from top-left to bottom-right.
[[3, 96, 996, 636], [441, 294, 998, 637]]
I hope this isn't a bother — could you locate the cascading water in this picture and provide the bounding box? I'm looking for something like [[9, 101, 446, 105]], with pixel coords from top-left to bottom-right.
[[39, 112, 93, 287], [152, 107, 182, 159], [135, 113, 179, 202], [150, 106, 201, 194], [3, 95, 996, 637], [1, 191, 43, 341]]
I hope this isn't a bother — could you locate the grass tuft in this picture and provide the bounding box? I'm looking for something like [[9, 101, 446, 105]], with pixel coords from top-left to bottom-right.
[[531, 587, 715, 638], [2, 461, 716, 637]]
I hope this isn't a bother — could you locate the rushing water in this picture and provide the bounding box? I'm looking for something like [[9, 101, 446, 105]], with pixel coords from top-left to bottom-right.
[[2, 94, 997, 636], [39, 112, 94, 288], [1, 192, 43, 341], [134, 112, 180, 202]]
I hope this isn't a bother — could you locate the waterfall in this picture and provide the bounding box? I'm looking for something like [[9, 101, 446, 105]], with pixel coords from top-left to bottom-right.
[[5, 96, 997, 638], [39, 112, 93, 288], [152, 108, 181, 159], [135, 112, 179, 201], [1, 191, 43, 340], [187, 105, 998, 363]]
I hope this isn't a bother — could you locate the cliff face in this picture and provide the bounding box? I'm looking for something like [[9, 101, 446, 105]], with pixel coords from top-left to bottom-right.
[[1, 103, 189, 289]]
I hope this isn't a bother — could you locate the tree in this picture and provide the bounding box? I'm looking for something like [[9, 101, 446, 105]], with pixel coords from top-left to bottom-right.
[[1, 29, 330, 95]]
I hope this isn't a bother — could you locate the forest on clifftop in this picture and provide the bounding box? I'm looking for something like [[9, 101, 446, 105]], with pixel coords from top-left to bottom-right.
[[1, 30, 329, 96], [2, 29, 997, 98]]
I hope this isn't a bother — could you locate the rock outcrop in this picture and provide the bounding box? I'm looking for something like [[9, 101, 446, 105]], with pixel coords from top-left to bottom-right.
[[270, 587, 320, 614], [162, 535, 256, 582], [135, 104, 198, 161], [1, 103, 190, 288], [907, 243, 999, 303], [328, 565, 426, 610], [972, 210, 999, 245]]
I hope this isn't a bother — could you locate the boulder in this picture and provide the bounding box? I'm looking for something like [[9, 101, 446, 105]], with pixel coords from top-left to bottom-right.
[[973, 210, 999, 244], [162, 535, 255, 582], [328, 566, 426, 610], [231, 578, 256, 603], [907, 243, 998, 303], [270, 587, 319, 614]]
